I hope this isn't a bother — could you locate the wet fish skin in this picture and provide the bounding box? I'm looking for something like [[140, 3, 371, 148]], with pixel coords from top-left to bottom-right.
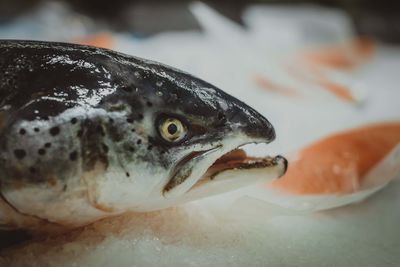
[[0, 40, 277, 228]]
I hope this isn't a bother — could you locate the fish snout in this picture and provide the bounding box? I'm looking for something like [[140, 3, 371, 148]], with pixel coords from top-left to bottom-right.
[[226, 105, 276, 143]]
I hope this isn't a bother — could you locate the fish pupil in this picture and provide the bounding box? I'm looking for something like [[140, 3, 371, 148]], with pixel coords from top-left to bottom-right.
[[167, 123, 178, 135]]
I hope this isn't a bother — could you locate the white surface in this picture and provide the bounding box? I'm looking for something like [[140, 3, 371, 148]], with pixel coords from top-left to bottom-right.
[[3, 179, 400, 267]]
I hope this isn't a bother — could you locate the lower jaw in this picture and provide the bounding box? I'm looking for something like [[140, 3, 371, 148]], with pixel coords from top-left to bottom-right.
[[135, 149, 286, 211], [204, 148, 278, 179], [186, 148, 286, 195], [163, 139, 287, 198]]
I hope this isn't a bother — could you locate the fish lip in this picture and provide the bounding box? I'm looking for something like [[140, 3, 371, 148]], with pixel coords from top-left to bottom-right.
[[163, 142, 287, 195], [163, 145, 222, 194]]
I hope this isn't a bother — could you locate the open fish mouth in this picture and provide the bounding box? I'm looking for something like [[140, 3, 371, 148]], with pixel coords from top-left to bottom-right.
[[163, 144, 288, 198], [192, 149, 287, 190]]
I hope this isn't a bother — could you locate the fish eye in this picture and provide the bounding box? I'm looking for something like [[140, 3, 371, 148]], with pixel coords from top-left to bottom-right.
[[159, 118, 187, 142]]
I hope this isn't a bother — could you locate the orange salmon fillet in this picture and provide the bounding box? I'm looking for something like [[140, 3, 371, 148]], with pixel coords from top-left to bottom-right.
[[271, 122, 400, 194]]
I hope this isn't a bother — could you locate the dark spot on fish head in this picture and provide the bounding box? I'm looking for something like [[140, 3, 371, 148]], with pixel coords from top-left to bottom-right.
[[38, 148, 46, 155], [14, 149, 26, 159], [49, 126, 60, 136], [69, 151, 78, 161]]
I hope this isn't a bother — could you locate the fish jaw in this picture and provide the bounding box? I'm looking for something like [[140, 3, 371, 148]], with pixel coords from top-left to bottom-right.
[[182, 156, 287, 202], [160, 134, 287, 204]]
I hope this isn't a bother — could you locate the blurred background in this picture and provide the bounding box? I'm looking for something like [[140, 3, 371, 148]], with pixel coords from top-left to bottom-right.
[[0, 0, 399, 42]]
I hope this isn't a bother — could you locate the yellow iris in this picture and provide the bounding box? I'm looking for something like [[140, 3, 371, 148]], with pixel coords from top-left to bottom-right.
[[159, 118, 186, 142]]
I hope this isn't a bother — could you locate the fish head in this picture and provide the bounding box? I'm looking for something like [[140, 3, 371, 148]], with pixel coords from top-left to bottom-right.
[[0, 41, 287, 226], [105, 62, 288, 210]]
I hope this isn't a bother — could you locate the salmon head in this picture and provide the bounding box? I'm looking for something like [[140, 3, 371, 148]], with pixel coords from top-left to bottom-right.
[[0, 40, 287, 228]]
